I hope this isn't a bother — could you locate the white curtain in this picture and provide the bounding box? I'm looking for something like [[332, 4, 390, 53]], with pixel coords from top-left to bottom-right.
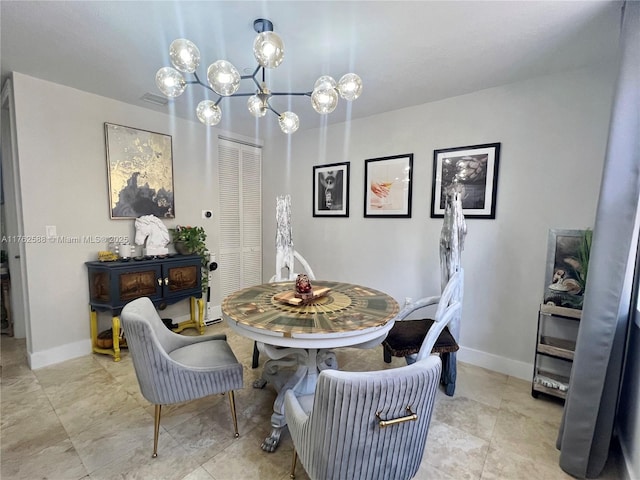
[[557, 2, 640, 477]]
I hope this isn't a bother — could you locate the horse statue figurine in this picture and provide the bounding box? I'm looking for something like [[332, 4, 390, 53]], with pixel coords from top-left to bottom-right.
[[135, 214, 170, 256]]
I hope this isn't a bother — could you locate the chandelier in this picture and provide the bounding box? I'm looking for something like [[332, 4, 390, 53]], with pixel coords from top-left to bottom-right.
[[155, 18, 363, 134]]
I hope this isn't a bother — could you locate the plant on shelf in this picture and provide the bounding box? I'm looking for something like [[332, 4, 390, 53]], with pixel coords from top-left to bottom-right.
[[575, 228, 593, 293], [169, 225, 209, 289]]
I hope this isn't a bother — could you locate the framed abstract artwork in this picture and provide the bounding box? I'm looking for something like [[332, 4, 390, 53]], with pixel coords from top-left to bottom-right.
[[431, 143, 500, 219], [364, 154, 413, 218], [313, 162, 350, 217], [104, 123, 175, 219]]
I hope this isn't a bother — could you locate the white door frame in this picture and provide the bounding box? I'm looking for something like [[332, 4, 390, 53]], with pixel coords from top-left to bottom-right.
[[2, 78, 31, 349]]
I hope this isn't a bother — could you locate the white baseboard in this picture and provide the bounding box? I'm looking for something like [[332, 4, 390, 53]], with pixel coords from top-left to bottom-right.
[[29, 338, 92, 370], [457, 346, 533, 381], [205, 304, 222, 325]]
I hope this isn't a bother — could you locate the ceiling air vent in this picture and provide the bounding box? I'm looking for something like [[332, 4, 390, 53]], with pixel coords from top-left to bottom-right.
[[141, 92, 169, 106]]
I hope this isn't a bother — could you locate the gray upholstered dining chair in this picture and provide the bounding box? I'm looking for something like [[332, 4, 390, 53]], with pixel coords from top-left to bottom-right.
[[120, 296, 244, 458], [284, 301, 460, 480]]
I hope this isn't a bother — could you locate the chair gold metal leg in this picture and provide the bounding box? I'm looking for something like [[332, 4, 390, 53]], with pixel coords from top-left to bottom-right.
[[152, 404, 161, 458], [290, 448, 297, 479], [228, 390, 239, 438]]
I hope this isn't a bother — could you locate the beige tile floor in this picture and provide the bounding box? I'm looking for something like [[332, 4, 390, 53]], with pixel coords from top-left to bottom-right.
[[1, 324, 624, 480]]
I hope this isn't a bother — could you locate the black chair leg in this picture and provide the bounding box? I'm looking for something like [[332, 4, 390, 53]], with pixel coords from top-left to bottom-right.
[[441, 352, 457, 396], [383, 347, 392, 364], [252, 341, 260, 368]]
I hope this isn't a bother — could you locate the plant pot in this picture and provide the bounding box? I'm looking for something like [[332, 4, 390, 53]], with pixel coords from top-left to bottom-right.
[[174, 241, 194, 255]]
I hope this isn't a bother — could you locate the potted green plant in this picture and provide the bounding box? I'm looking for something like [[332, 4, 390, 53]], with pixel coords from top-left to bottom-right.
[[169, 226, 209, 289]]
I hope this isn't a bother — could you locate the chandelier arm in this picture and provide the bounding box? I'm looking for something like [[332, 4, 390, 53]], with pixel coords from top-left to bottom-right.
[[266, 104, 281, 117], [249, 75, 262, 91], [270, 92, 313, 97], [190, 72, 220, 96]]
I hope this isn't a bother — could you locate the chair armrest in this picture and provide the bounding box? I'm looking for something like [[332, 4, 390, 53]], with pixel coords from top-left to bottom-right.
[[394, 294, 441, 321], [284, 389, 310, 431]]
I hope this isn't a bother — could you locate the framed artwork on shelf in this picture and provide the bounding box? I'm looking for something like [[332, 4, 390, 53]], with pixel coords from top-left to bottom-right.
[[543, 228, 592, 311], [364, 154, 413, 218], [104, 123, 175, 219], [431, 142, 500, 219], [313, 162, 350, 217]]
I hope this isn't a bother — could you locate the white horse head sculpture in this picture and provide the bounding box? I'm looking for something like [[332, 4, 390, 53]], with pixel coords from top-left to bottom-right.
[[135, 215, 170, 255]]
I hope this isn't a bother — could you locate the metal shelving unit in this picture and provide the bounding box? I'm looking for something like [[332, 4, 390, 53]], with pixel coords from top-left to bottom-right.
[[532, 304, 581, 400]]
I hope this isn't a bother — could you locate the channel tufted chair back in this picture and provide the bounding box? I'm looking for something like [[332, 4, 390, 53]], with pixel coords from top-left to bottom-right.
[[121, 296, 243, 457], [284, 309, 458, 480]]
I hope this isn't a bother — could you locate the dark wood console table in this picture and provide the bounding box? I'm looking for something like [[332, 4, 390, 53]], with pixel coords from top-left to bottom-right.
[[86, 254, 203, 361]]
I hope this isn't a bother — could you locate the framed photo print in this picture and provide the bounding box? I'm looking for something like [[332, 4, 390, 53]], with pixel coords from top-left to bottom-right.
[[431, 143, 500, 219], [543, 228, 591, 311], [364, 154, 413, 218], [105, 123, 175, 219], [313, 162, 350, 217]]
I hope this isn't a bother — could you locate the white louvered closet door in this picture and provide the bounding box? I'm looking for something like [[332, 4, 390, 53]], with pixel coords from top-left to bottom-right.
[[218, 138, 262, 299]]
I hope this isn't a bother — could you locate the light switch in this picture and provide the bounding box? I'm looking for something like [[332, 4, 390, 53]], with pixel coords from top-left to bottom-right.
[[46, 225, 57, 237]]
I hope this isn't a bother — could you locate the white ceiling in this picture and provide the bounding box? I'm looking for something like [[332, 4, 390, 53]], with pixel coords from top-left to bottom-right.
[[0, 1, 622, 138]]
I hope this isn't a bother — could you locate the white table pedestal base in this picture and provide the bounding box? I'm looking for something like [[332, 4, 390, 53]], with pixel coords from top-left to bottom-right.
[[255, 343, 337, 452]]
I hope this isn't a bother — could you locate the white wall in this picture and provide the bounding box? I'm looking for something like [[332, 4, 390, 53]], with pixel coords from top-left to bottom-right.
[[10, 72, 235, 368], [262, 64, 616, 379]]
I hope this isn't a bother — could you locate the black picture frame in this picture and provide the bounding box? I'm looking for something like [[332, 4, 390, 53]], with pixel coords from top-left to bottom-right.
[[312, 162, 350, 217], [105, 123, 175, 219], [364, 154, 413, 218], [431, 143, 500, 219]]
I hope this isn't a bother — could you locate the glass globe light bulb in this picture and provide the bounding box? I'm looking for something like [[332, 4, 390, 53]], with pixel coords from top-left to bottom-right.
[[253, 31, 285, 68], [169, 39, 200, 73], [337, 73, 363, 101], [155, 67, 186, 97], [279, 111, 299, 134], [196, 100, 222, 126], [207, 60, 241, 96], [311, 87, 338, 114], [247, 95, 267, 118], [314, 75, 336, 92]]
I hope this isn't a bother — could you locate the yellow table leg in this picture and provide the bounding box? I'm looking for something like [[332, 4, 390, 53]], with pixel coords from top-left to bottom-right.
[[90, 309, 122, 361], [111, 316, 121, 362], [197, 298, 205, 335], [173, 296, 205, 334]]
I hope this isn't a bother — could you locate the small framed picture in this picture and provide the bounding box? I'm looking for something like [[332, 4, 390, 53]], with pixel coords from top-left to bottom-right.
[[313, 162, 350, 217], [431, 143, 500, 219], [364, 154, 413, 218]]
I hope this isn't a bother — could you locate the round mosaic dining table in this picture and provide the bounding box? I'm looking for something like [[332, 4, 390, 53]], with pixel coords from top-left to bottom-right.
[[222, 280, 400, 347]]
